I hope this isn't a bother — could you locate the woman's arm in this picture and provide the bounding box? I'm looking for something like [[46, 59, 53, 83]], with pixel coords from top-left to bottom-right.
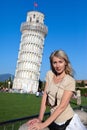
[[38, 82, 48, 121], [27, 82, 48, 126]]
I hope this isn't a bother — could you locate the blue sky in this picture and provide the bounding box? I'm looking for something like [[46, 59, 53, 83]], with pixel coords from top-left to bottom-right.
[[0, 0, 87, 80]]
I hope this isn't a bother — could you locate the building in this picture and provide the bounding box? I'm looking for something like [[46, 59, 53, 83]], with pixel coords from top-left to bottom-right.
[[13, 11, 48, 93]]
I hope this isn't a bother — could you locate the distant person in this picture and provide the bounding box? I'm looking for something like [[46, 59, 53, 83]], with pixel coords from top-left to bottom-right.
[[77, 90, 81, 105], [19, 50, 86, 130]]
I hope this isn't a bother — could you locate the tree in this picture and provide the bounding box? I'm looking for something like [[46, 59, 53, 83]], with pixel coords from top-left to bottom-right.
[[38, 80, 46, 92], [80, 80, 85, 87]]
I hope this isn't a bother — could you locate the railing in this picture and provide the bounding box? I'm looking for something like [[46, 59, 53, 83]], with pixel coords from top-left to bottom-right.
[[0, 112, 50, 130]]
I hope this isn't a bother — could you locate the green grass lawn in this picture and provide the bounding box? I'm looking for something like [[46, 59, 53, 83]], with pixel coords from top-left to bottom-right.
[[0, 92, 87, 122], [0, 93, 42, 122]]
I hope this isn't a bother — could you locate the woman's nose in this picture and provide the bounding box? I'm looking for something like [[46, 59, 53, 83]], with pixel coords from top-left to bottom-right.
[[56, 63, 59, 67]]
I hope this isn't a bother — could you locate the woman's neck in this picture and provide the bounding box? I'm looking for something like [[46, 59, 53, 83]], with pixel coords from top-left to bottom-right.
[[53, 71, 66, 83]]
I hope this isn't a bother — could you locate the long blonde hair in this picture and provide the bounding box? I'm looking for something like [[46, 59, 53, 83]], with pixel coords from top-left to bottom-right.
[[49, 50, 74, 77]]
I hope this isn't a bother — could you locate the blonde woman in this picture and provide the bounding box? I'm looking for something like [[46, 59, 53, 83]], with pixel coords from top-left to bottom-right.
[[19, 50, 86, 130]]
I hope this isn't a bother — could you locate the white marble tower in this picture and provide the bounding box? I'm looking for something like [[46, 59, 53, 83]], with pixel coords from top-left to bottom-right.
[[13, 11, 48, 93]]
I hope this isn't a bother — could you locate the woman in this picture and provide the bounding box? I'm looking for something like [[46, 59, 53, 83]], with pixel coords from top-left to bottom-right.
[[19, 50, 85, 130]]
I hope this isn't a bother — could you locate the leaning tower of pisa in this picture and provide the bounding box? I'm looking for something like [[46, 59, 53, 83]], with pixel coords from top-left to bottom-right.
[[13, 11, 48, 93]]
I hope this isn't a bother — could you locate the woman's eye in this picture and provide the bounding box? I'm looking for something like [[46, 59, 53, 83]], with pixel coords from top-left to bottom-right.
[[53, 61, 57, 64], [59, 60, 64, 63]]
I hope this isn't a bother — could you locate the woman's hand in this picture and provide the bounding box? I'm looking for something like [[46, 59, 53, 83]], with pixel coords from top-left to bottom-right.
[[28, 122, 44, 130], [26, 118, 41, 126]]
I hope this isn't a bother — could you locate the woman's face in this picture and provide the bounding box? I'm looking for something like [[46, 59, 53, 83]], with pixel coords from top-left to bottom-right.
[[52, 56, 66, 74]]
